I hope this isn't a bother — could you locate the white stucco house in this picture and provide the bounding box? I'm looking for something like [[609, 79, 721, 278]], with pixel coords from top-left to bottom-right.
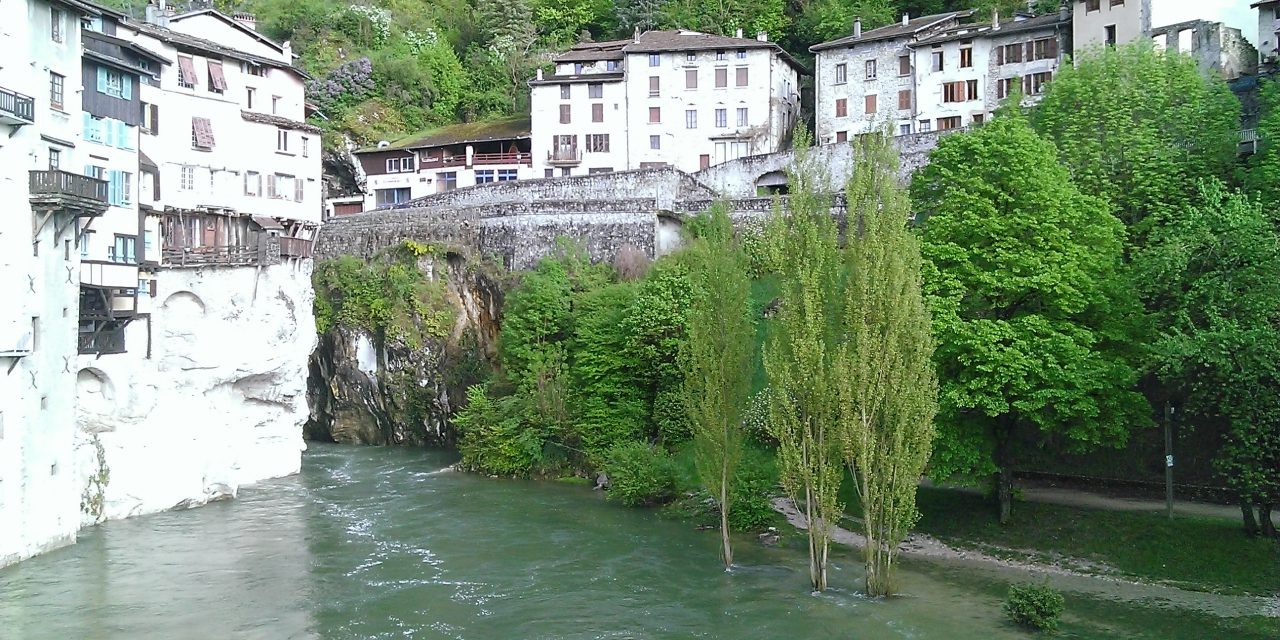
[[1071, 0, 1151, 52]]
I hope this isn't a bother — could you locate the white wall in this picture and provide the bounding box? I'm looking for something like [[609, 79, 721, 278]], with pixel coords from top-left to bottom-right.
[[531, 78, 629, 178], [814, 38, 916, 142], [168, 13, 289, 64], [1073, 0, 1152, 51]]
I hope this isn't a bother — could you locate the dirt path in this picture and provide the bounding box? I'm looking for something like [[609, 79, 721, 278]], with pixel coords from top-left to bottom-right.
[[770, 497, 1279, 619]]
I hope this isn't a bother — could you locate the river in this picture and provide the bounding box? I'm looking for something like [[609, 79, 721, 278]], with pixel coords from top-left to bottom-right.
[[0, 444, 1271, 639]]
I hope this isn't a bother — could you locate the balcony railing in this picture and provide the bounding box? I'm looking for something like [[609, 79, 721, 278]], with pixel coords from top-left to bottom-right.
[[163, 244, 263, 267], [547, 149, 583, 166], [0, 86, 34, 125], [79, 325, 126, 355], [278, 236, 313, 259], [473, 152, 533, 166], [29, 170, 109, 202], [1240, 128, 1260, 155]]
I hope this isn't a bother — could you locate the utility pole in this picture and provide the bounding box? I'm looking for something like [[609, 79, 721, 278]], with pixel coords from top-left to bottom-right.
[[1164, 403, 1174, 520]]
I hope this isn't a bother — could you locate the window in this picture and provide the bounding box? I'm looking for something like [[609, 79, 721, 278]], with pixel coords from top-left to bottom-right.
[[864, 94, 876, 114], [972, 113, 985, 124], [243, 62, 268, 77], [438, 172, 457, 191], [736, 107, 748, 127], [649, 75, 660, 97], [476, 169, 495, 184], [588, 83, 603, 99], [47, 148, 60, 170], [960, 47, 973, 68], [835, 98, 847, 117], [49, 72, 64, 110], [375, 188, 411, 206], [592, 103, 604, 122], [936, 116, 962, 131], [919, 120, 931, 132], [649, 53, 660, 67], [649, 135, 660, 149], [1110, 0, 1124, 5], [716, 50, 726, 61], [277, 129, 289, 153], [714, 108, 726, 128], [180, 166, 195, 190], [560, 84, 570, 100], [586, 133, 610, 152], [112, 235, 137, 264], [100, 68, 126, 99], [589, 167, 614, 175], [836, 131, 847, 143], [966, 79, 978, 100], [735, 67, 748, 86], [107, 171, 132, 206], [272, 96, 280, 114], [1033, 37, 1059, 61], [574, 63, 584, 74], [898, 55, 910, 76], [931, 51, 943, 72], [246, 87, 255, 109], [899, 123, 912, 135], [715, 68, 727, 88], [545, 168, 555, 178], [736, 49, 746, 59], [1085, 0, 1100, 11], [559, 104, 571, 124], [835, 63, 847, 84], [865, 59, 877, 80], [245, 171, 261, 196], [700, 154, 711, 169], [898, 89, 911, 110], [943, 81, 967, 103], [50, 8, 63, 42], [687, 52, 696, 62], [142, 102, 158, 133], [191, 117, 214, 149], [997, 77, 1017, 99], [302, 137, 310, 158], [1104, 25, 1117, 47], [607, 60, 619, 71], [207, 61, 227, 94], [649, 107, 660, 123], [386, 157, 414, 173], [685, 109, 698, 129], [1023, 71, 1052, 95], [1000, 43, 1024, 64], [497, 169, 518, 181], [178, 56, 196, 88], [686, 69, 698, 89]]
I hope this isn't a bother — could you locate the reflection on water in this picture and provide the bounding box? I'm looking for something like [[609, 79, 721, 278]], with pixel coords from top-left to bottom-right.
[[0, 444, 1267, 640]]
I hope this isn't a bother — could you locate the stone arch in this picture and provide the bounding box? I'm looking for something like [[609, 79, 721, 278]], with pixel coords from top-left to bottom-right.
[[755, 170, 789, 195], [655, 211, 685, 258], [76, 367, 114, 413], [162, 290, 207, 317]]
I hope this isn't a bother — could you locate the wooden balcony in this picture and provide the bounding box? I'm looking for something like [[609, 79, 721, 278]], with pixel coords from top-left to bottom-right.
[[163, 243, 264, 268], [1239, 128, 1259, 155], [0, 86, 34, 126], [29, 170, 109, 218], [473, 152, 533, 166], [278, 236, 313, 259], [547, 149, 582, 167]]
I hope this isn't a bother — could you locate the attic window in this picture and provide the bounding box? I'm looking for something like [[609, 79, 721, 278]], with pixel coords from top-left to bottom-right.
[[242, 62, 268, 77]]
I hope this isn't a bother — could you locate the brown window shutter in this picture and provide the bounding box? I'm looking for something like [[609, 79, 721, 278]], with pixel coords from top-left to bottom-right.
[[686, 69, 697, 88], [898, 55, 910, 75], [1025, 42, 1033, 60], [864, 94, 876, 114], [898, 89, 911, 110], [208, 61, 228, 90], [1047, 38, 1059, 58], [559, 104, 570, 124], [150, 103, 159, 134], [736, 67, 748, 86], [996, 47, 1003, 65], [715, 68, 727, 87], [592, 103, 603, 122]]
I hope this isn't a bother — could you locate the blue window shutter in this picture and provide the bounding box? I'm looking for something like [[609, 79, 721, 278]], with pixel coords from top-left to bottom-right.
[[84, 164, 93, 178], [124, 123, 133, 150], [97, 67, 107, 94], [122, 76, 131, 100], [82, 112, 91, 139], [104, 119, 114, 147]]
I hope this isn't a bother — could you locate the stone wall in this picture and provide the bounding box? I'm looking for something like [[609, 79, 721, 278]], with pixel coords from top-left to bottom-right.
[[396, 167, 716, 211]]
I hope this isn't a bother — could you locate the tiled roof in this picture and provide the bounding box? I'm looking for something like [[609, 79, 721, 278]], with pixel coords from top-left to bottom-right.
[[915, 13, 1068, 46], [624, 30, 779, 53], [810, 11, 972, 51], [127, 20, 308, 78], [554, 39, 629, 62], [240, 110, 324, 134], [355, 116, 532, 153]]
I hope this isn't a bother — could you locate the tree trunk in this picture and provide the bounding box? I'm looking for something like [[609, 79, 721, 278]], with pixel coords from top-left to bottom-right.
[[995, 417, 1015, 525], [1260, 503, 1276, 538], [1241, 499, 1260, 537], [719, 466, 733, 570]]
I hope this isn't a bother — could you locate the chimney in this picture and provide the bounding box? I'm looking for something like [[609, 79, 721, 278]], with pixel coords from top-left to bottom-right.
[[144, 0, 169, 26], [536, 68, 543, 81], [853, 17, 862, 39], [756, 31, 767, 42], [283, 40, 292, 60], [736, 28, 743, 38], [233, 12, 257, 31], [902, 13, 909, 27], [633, 26, 641, 43], [992, 8, 999, 29]]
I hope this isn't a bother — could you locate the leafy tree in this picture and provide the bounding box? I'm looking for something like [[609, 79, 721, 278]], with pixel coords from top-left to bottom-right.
[[788, 0, 895, 51], [683, 203, 754, 570], [1133, 183, 1280, 536], [1032, 43, 1240, 239], [914, 115, 1150, 524], [660, 0, 788, 40], [568, 282, 649, 462], [1243, 80, 1280, 205], [838, 131, 937, 596], [615, 0, 664, 33], [763, 137, 844, 591]]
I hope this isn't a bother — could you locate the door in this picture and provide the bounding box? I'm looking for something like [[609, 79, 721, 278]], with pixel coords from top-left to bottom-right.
[[699, 154, 710, 170]]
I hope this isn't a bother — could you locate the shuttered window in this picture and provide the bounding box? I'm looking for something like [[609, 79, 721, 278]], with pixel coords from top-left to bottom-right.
[[207, 61, 228, 92], [715, 68, 727, 88], [191, 117, 214, 149], [735, 67, 748, 86], [178, 56, 197, 88], [898, 89, 911, 110], [864, 94, 877, 114], [592, 103, 603, 122]]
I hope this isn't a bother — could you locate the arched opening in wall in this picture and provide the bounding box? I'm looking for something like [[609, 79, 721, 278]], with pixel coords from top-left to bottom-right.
[[76, 367, 115, 414], [755, 171, 789, 196], [655, 211, 685, 258], [162, 291, 207, 317]]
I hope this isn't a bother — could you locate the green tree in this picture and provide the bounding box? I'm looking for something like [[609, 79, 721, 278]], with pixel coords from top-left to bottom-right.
[[1032, 43, 1239, 238], [660, 0, 788, 40], [682, 203, 755, 569], [1133, 183, 1280, 536], [763, 136, 844, 591], [914, 115, 1150, 524], [838, 131, 937, 596], [1243, 80, 1280, 205]]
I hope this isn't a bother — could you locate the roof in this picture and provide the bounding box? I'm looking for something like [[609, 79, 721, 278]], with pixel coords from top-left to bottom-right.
[[139, 150, 157, 172], [85, 28, 171, 66], [125, 20, 309, 78], [54, 0, 101, 16], [554, 39, 629, 63], [624, 30, 808, 73], [240, 110, 324, 133], [529, 71, 625, 86], [355, 116, 532, 153], [915, 13, 1068, 46], [168, 9, 286, 54], [810, 11, 972, 51], [1251, 1, 1278, 7]]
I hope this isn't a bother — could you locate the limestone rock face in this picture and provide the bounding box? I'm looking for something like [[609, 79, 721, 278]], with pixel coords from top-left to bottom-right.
[[73, 262, 316, 525], [306, 257, 502, 447]]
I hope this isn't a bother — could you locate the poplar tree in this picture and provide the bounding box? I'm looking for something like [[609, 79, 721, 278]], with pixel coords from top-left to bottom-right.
[[682, 203, 754, 569], [838, 131, 937, 596], [763, 136, 844, 592]]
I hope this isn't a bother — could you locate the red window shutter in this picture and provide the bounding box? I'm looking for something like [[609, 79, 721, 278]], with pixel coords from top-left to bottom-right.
[[178, 56, 198, 86], [208, 61, 228, 90]]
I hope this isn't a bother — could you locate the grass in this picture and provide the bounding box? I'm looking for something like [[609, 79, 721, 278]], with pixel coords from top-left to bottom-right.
[[838, 478, 1280, 596]]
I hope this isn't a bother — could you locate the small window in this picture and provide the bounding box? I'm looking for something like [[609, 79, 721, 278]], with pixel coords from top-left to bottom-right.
[[898, 55, 910, 76], [50, 8, 64, 43], [277, 129, 289, 152], [919, 120, 931, 132], [48, 148, 60, 170], [592, 103, 604, 122], [899, 123, 912, 135], [865, 59, 877, 80], [497, 169, 518, 181], [574, 63, 583, 74], [835, 98, 847, 118], [246, 87, 255, 109], [715, 68, 727, 88], [687, 52, 696, 62], [716, 50, 726, 61], [864, 94, 877, 114], [586, 133, 610, 153], [686, 69, 698, 89], [49, 72, 64, 110], [737, 49, 747, 59], [1104, 24, 1117, 47], [649, 75, 660, 97], [937, 116, 962, 131], [836, 131, 847, 143], [302, 137, 309, 158], [438, 172, 457, 192], [649, 107, 660, 123], [375, 187, 411, 206], [736, 107, 748, 127], [191, 117, 215, 149], [559, 104, 571, 124], [685, 109, 697, 129], [1085, 0, 1100, 11], [272, 96, 280, 114], [960, 47, 973, 68], [560, 84, 570, 100], [178, 56, 196, 88], [245, 171, 261, 196], [835, 63, 847, 84], [898, 89, 911, 110], [112, 235, 137, 264], [476, 169, 495, 184], [735, 67, 748, 86], [606, 60, 619, 71], [648, 53, 660, 67], [714, 108, 726, 128], [931, 51, 943, 72], [649, 135, 660, 150], [966, 79, 978, 100], [588, 83, 603, 99]]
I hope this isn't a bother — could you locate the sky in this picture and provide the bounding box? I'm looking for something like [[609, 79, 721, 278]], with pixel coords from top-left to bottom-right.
[[1152, 0, 1259, 46]]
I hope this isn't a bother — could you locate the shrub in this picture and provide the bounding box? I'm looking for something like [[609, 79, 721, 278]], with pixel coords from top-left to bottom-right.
[[613, 245, 651, 281], [453, 384, 547, 476], [1004, 582, 1066, 631], [727, 447, 778, 531], [653, 387, 690, 445], [603, 442, 677, 507]]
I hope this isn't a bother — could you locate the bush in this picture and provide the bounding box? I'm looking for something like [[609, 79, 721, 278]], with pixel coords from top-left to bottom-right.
[[453, 384, 547, 476], [727, 448, 778, 531], [603, 442, 677, 507], [1004, 582, 1065, 631]]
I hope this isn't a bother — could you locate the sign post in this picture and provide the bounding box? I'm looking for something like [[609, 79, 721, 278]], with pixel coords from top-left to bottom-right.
[[1165, 403, 1174, 520]]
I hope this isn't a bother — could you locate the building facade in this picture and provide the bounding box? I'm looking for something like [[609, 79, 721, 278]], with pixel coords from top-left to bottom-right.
[[1256, 1, 1279, 65], [356, 117, 535, 210], [531, 30, 805, 176], [1071, 0, 1151, 51], [1151, 20, 1259, 81]]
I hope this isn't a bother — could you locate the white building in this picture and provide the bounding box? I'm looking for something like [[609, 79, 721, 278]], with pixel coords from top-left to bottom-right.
[[531, 29, 806, 176], [1256, 1, 1280, 64], [1071, 0, 1151, 51], [0, 0, 108, 567], [811, 11, 972, 143], [356, 117, 535, 209], [912, 10, 1070, 133]]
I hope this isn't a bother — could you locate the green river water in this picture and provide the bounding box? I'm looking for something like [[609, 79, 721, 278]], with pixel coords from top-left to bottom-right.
[[1, 444, 1273, 639]]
